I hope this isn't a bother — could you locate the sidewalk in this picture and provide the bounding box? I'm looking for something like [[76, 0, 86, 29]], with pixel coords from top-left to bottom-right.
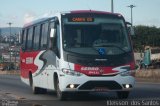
[[0, 70, 19, 75], [136, 77, 160, 83]]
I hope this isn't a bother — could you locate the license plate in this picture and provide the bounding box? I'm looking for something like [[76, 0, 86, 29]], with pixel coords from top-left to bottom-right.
[[94, 87, 109, 92]]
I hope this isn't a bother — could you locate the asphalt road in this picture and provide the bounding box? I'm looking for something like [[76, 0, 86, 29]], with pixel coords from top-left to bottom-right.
[[0, 74, 160, 106]]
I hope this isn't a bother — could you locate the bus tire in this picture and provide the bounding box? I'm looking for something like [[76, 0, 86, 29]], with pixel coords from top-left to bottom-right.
[[32, 83, 40, 94], [39, 88, 47, 94], [117, 91, 130, 99], [32, 84, 47, 94], [55, 78, 66, 100], [29, 72, 33, 87], [29, 73, 41, 94]]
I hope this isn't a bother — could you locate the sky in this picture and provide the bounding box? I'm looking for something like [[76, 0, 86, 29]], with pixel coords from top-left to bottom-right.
[[0, 0, 160, 27]]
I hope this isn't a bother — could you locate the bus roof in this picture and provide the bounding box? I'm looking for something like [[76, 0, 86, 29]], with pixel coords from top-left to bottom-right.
[[23, 17, 53, 28], [70, 10, 120, 15], [23, 10, 122, 28]]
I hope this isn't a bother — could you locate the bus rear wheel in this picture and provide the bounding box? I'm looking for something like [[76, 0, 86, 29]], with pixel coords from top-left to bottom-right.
[[32, 85, 47, 94], [117, 91, 130, 99], [29, 73, 47, 94], [56, 78, 66, 100], [32, 83, 40, 94], [29, 73, 38, 94]]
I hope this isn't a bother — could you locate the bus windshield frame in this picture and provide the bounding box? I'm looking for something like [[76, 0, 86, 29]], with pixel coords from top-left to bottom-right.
[[61, 13, 132, 56]]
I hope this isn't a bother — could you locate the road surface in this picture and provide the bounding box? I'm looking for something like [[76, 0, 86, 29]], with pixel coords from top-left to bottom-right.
[[0, 74, 160, 106]]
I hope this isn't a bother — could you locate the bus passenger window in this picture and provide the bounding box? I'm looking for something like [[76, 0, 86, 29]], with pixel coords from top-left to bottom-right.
[[21, 30, 24, 44], [33, 25, 40, 50], [22, 29, 27, 50], [27, 27, 33, 50], [41, 23, 49, 49]]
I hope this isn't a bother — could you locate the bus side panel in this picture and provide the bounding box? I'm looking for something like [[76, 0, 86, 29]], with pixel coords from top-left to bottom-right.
[[20, 49, 41, 85], [31, 50, 58, 89]]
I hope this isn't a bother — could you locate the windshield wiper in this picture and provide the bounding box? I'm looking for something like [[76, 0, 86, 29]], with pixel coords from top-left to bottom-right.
[[93, 44, 127, 53], [90, 47, 100, 54]]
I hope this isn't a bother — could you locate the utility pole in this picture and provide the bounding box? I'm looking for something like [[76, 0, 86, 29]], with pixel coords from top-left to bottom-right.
[[0, 27, 1, 45], [0, 27, 1, 64], [127, 5, 136, 26], [0, 27, 1, 44], [7, 22, 13, 70], [111, 0, 114, 13], [0, 28, 1, 39]]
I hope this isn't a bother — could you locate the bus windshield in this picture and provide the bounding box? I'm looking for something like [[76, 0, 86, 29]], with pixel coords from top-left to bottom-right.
[[62, 14, 131, 55]]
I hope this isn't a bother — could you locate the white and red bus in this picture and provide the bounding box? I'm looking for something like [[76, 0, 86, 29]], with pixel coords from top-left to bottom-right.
[[20, 10, 135, 100]]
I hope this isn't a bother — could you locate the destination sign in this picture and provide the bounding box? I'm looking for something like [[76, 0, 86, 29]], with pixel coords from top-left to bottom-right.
[[68, 17, 94, 22]]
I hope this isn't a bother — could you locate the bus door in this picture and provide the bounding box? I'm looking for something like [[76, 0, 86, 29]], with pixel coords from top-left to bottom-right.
[[47, 20, 61, 89]]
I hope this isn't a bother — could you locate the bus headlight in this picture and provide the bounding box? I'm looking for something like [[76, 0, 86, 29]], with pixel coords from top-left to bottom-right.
[[62, 69, 83, 76], [120, 71, 132, 76]]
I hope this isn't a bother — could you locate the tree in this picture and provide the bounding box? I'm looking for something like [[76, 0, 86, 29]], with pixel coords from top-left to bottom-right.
[[132, 25, 160, 52], [0, 55, 2, 63]]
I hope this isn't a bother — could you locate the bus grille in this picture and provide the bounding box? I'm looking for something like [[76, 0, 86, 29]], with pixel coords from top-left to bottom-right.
[[78, 81, 122, 90]]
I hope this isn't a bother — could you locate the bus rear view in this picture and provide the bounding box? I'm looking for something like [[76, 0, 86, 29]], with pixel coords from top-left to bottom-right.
[[20, 10, 135, 100]]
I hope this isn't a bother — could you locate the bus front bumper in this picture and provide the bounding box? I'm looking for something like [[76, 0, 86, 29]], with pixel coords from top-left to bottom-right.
[[59, 74, 135, 92]]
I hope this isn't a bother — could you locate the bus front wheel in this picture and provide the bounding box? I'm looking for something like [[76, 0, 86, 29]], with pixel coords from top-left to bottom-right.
[[55, 78, 66, 100]]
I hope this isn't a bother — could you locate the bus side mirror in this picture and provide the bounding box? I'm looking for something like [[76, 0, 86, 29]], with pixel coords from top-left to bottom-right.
[[50, 28, 56, 38], [129, 26, 135, 36], [126, 22, 135, 36], [55, 17, 59, 25], [49, 28, 56, 50]]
